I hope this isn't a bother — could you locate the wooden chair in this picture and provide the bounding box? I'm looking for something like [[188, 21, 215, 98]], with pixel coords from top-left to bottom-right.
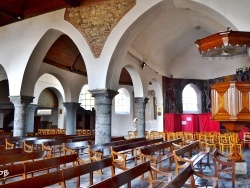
[[175, 132, 183, 139], [167, 132, 176, 141], [205, 135, 217, 152], [198, 133, 206, 150], [158, 132, 166, 141], [243, 132, 250, 148], [86, 129, 91, 135], [219, 134, 231, 154], [184, 132, 194, 144], [82, 129, 87, 136], [128, 131, 134, 139], [212, 148, 236, 188], [76, 129, 82, 135]]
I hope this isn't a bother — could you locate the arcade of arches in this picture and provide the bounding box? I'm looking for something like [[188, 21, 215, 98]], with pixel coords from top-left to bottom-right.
[[0, 0, 250, 144]]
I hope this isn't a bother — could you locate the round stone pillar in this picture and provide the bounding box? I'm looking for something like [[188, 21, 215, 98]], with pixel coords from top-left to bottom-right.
[[63, 102, 81, 135], [9, 95, 34, 137], [135, 97, 149, 138], [26, 104, 38, 133], [89, 89, 118, 144]]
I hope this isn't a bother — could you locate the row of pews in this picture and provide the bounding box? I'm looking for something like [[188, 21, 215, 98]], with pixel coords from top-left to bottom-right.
[[0, 133, 236, 187]]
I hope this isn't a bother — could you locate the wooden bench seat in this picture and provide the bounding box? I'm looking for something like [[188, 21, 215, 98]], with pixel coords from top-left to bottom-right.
[[63, 140, 92, 158], [88, 137, 147, 163], [0, 169, 64, 188], [173, 140, 209, 175], [0, 148, 23, 156], [0, 151, 50, 184], [24, 138, 54, 153], [0, 157, 126, 188], [41, 135, 94, 157], [5, 137, 38, 149], [166, 163, 217, 188], [89, 161, 173, 188], [22, 153, 85, 179]]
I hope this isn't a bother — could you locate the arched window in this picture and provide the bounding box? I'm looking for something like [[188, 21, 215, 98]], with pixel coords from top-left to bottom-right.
[[115, 88, 130, 114], [182, 84, 201, 114], [79, 85, 95, 110]]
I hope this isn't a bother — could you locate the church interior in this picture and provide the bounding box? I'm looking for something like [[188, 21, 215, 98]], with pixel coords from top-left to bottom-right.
[[1, 0, 250, 187]]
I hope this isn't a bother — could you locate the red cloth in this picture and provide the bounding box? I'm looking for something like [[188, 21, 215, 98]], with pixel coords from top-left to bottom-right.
[[198, 113, 220, 132], [164, 113, 181, 132], [181, 114, 199, 132], [238, 126, 250, 140]]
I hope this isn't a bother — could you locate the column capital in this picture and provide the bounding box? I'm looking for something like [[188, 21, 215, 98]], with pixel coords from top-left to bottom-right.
[[89, 89, 118, 99], [63, 102, 81, 111], [9, 95, 34, 106], [27, 104, 38, 113], [135, 97, 149, 107]]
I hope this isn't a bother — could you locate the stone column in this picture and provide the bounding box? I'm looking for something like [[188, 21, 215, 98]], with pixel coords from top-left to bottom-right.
[[26, 104, 38, 133], [89, 89, 118, 144], [135, 97, 149, 138], [63, 102, 81, 135], [9, 95, 34, 137]]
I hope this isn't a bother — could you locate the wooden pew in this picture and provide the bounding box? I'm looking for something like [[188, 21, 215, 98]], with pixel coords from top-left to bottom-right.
[[62, 157, 125, 187], [62, 140, 92, 157], [5, 137, 38, 149], [165, 163, 217, 188], [173, 140, 209, 175], [23, 138, 54, 153], [41, 136, 94, 157], [212, 148, 235, 188], [0, 157, 125, 188], [0, 151, 50, 184], [0, 169, 65, 188], [89, 161, 173, 188], [111, 138, 164, 168], [22, 153, 85, 179], [0, 148, 23, 156], [88, 137, 147, 163], [0, 151, 49, 166], [139, 138, 182, 170], [70, 135, 94, 142], [5, 134, 80, 149]]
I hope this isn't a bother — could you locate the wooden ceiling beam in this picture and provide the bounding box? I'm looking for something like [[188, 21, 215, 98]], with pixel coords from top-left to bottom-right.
[[0, 7, 22, 21], [63, 0, 83, 7]]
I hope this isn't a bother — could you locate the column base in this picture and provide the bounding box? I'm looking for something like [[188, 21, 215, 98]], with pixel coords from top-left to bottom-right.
[[235, 161, 247, 174]]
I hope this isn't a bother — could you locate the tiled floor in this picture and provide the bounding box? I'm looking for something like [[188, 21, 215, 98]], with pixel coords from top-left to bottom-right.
[[3, 148, 250, 188]]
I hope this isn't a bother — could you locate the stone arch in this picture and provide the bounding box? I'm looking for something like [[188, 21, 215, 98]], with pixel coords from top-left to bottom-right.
[[104, 0, 237, 90], [0, 65, 10, 103], [21, 29, 63, 96], [33, 73, 65, 104], [21, 28, 86, 102], [123, 65, 143, 97], [34, 73, 65, 129]]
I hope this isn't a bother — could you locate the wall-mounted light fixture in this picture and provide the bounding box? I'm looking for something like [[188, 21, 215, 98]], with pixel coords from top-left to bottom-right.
[[141, 62, 146, 69]]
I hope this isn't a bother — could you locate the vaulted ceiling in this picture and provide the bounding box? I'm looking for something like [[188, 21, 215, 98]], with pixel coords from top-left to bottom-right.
[[0, 0, 133, 85], [1, 1, 248, 84]]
